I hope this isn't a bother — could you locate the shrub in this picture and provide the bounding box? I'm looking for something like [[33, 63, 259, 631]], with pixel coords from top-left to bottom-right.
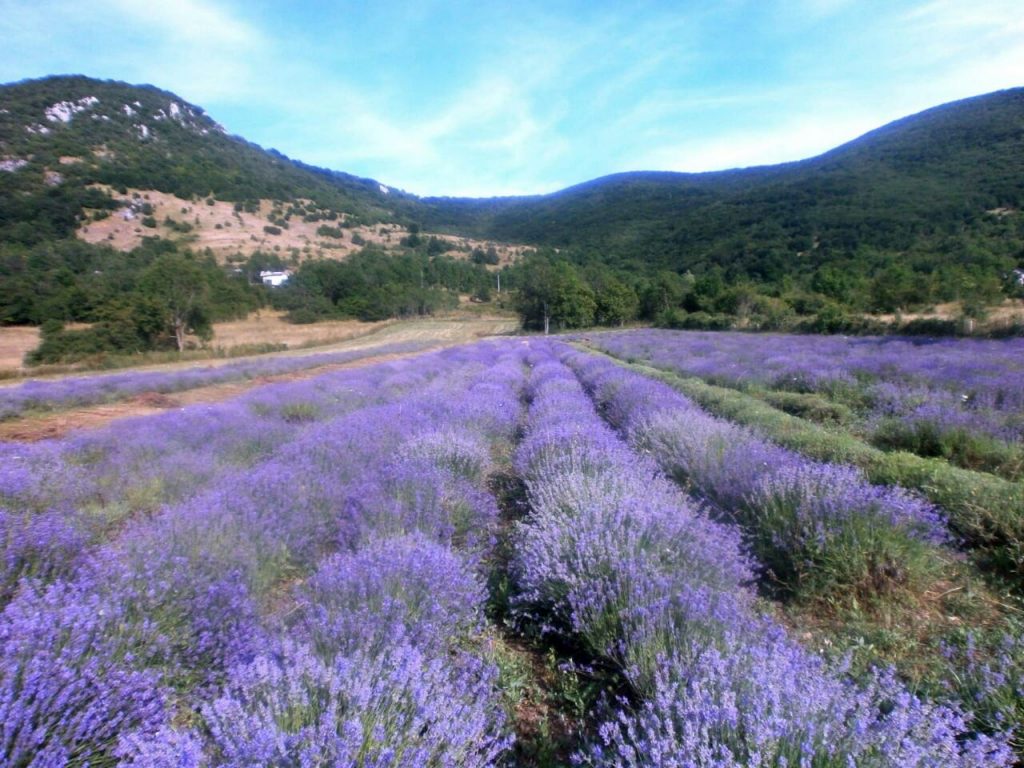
[[202, 641, 510, 767], [316, 224, 344, 239]]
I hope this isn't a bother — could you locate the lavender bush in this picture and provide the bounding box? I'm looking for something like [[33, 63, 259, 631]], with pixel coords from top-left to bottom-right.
[[511, 341, 1010, 766], [1, 340, 528, 765], [1, 335, 1016, 764], [0, 350, 465, 605], [564, 347, 946, 598], [296, 533, 487, 658], [587, 328, 1024, 474], [202, 641, 511, 768], [0, 339, 434, 421], [0, 580, 168, 766]]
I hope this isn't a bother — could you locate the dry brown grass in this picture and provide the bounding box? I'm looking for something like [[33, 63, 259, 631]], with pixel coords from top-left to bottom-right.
[[0, 311, 519, 380], [869, 299, 1024, 326], [210, 311, 392, 349], [76, 186, 529, 266], [0, 326, 39, 370]]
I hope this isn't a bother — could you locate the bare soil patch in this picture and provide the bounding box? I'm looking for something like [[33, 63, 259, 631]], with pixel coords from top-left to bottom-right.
[[0, 327, 40, 371], [210, 311, 392, 349], [868, 299, 1024, 328]]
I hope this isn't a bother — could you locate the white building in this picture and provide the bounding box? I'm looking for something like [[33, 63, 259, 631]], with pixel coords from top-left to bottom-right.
[[259, 270, 291, 287]]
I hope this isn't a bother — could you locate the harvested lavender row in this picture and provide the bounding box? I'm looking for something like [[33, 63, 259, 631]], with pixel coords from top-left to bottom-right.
[[589, 328, 1024, 448], [0, 338, 433, 420], [511, 341, 1010, 766], [562, 346, 950, 596], [0, 341, 526, 765]]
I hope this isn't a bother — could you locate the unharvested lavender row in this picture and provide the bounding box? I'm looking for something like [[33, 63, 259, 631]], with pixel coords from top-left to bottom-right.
[[1, 341, 528, 765], [0, 339, 433, 420], [510, 341, 1011, 766], [563, 346, 948, 598], [589, 329, 1024, 449], [0, 348, 457, 605]]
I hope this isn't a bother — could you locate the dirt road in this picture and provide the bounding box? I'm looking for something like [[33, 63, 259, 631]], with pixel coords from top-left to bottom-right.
[[0, 316, 520, 442]]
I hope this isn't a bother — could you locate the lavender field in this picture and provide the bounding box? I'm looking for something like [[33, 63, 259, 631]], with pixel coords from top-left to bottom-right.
[[0, 340, 434, 421], [590, 329, 1024, 478], [1, 335, 1022, 766]]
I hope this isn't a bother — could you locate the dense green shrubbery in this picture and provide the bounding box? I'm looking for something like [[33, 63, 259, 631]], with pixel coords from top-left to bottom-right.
[[871, 418, 1024, 479], [3, 76, 1023, 336], [315, 224, 344, 239], [6, 238, 263, 363], [269, 248, 484, 323], [406, 90, 1024, 327]]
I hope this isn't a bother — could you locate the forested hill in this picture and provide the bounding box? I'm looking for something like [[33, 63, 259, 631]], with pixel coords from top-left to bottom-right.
[[2, 75, 1023, 331], [412, 88, 1024, 278], [0, 75, 404, 245], [4, 74, 1023, 273]]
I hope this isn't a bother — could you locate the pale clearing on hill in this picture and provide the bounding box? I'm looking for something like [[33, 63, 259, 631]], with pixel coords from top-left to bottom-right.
[[75, 185, 528, 266]]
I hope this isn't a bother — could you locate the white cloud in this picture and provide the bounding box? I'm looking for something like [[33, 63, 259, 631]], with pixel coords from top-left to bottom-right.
[[0, 0, 264, 103], [104, 0, 258, 48], [2, 0, 1020, 195]]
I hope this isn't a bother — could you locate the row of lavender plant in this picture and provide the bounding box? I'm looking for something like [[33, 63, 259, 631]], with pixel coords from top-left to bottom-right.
[[510, 341, 1010, 765], [1, 340, 527, 765], [0, 348, 453, 606], [588, 328, 1024, 454], [0, 338, 433, 420], [0, 350, 458, 765], [562, 345, 950, 598]]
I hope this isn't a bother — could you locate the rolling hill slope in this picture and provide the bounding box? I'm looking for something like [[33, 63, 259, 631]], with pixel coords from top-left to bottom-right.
[[0, 75, 402, 245], [413, 88, 1024, 277], [2, 75, 1023, 321]]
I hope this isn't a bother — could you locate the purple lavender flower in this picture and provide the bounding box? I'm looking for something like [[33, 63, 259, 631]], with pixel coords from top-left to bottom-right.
[[0, 580, 169, 766], [203, 641, 511, 767], [513, 342, 1011, 766], [296, 532, 487, 657]]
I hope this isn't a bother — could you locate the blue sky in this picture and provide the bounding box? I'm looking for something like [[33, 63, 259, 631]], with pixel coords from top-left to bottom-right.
[[1, 0, 1021, 196]]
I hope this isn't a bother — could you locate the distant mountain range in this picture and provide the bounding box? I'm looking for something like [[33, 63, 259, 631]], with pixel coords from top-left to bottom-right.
[[409, 88, 1024, 279], [2, 74, 1022, 286]]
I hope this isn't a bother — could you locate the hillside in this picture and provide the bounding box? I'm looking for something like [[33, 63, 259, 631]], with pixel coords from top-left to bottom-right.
[[4, 75, 1022, 272], [0, 75, 401, 246], [413, 89, 1024, 277], [2, 75, 1024, 338]]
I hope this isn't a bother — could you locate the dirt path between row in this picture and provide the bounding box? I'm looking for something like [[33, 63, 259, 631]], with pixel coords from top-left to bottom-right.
[[0, 317, 519, 442]]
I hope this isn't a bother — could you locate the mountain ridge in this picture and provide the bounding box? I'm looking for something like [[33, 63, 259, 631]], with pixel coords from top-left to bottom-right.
[[2, 74, 1024, 323]]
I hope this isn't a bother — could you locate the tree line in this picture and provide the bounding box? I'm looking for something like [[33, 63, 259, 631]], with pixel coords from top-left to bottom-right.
[[1, 238, 262, 363]]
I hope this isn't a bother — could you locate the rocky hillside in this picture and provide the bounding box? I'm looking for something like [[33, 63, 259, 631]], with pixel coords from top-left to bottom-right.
[[3, 75, 1023, 325], [0, 75, 403, 246]]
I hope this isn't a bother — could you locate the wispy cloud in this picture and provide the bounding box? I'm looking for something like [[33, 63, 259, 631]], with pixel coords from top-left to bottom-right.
[[633, 111, 881, 173], [105, 0, 259, 48], [0, 0, 263, 102], [1, 0, 1020, 194]]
